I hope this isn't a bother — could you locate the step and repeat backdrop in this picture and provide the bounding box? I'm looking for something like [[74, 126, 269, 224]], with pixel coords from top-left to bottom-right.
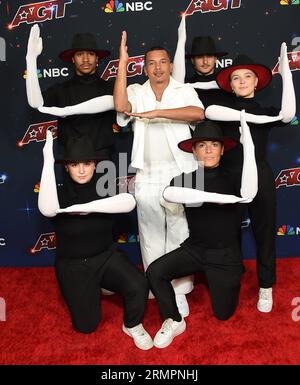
[[0, 0, 299, 266]]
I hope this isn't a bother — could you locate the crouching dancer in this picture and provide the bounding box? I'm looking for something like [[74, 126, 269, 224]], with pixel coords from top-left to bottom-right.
[[147, 111, 257, 348], [38, 131, 153, 350]]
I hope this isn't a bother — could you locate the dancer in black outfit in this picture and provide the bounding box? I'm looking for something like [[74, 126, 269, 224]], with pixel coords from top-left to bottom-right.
[[26, 25, 115, 159], [205, 43, 296, 312], [172, 16, 228, 108], [147, 113, 258, 348], [38, 131, 153, 350]]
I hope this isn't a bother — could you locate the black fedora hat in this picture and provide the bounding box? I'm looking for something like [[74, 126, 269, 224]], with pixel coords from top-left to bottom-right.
[[59, 33, 110, 63], [178, 121, 236, 153], [216, 54, 272, 93], [58, 136, 98, 163], [187, 36, 227, 58]]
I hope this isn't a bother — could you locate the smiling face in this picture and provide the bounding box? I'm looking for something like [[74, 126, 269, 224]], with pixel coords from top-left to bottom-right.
[[191, 55, 217, 76], [144, 49, 172, 86], [65, 160, 96, 184], [72, 50, 98, 76], [230, 68, 258, 98], [192, 140, 224, 168]]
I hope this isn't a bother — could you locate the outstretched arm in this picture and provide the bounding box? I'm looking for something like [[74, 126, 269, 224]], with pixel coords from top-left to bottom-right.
[[205, 105, 283, 124], [278, 42, 296, 123], [172, 15, 186, 83], [26, 24, 44, 108], [38, 130, 60, 217], [38, 95, 114, 117], [56, 193, 136, 215]]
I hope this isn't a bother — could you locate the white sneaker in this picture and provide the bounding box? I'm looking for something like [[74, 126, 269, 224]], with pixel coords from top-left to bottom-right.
[[257, 288, 273, 313], [122, 323, 153, 350], [154, 317, 186, 349], [175, 294, 189, 317]]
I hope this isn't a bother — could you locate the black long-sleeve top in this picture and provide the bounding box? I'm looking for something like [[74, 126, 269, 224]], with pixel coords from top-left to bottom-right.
[[186, 72, 229, 109], [53, 174, 113, 259], [213, 96, 282, 171], [171, 167, 242, 251], [43, 73, 115, 158]]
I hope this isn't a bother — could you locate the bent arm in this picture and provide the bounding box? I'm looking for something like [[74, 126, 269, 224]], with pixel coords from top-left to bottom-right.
[[56, 193, 136, 214], [38, 130, 60, 217], [163, 186, 249, 205], [205, 105, 283, 124], [38, 95, 114, 117], [126, 105, 204, 122]]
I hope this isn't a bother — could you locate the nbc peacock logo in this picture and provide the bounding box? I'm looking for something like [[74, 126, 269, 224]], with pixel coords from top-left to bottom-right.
[[105, 0, 125, 12], [277, 225, 296, 236], [279, 0, 300, 5]]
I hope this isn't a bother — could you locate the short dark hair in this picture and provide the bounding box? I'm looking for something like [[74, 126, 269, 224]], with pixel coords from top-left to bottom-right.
[[144, 46, 171, 62]]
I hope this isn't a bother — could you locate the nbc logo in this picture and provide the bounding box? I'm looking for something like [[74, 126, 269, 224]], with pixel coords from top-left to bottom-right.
[[23, 68, 69, 80], [104, 0, 153, 13], [280, 0, 299, 5], [277, 225, 300, 236]]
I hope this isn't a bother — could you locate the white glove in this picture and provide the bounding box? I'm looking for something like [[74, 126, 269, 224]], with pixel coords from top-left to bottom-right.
[[26, 24, 44, 108], [239, 110, 257, 200], [172, 15, 186, 83], [278, 42, 296, 123], [163, 186, 249, 206], [205, 105, 283, 124], [187, 81, 219, 90], [56, 193, 136, 215], [38, 130, 60, 217], [38, 95, 114, 117]]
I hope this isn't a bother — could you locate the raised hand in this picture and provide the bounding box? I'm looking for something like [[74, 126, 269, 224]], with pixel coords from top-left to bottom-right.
[[278, 42, 289, 77], [26, 24, 43, 59], [119, 31, 129, 63], [43, 129, 54, 162]]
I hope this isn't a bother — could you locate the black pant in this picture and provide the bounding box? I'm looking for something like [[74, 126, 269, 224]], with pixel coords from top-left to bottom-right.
[[55, 246, 149, 333], [248, 162, 276, 288], [146, 244, 244, 321]]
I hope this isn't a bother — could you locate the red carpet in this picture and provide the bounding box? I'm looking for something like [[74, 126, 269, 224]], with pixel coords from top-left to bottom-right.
[[0, 258, 300, 365]]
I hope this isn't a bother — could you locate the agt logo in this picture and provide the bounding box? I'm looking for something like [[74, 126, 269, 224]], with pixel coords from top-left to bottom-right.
[[30, 232, 56, 254], [104, 0, 153, 13], [184, 0, 242, 16], [275, 167, 300, 189], [18, 122, 58, 147], [273, 51, 300, 74], [23, 67, 69, 80], [117, 233, 139, 243], [277, 225, 300, 236], [101, 55, 144, 81], [279, 0, 300, 5], [0, 37, 6, 62], [9, 0, 73, 29]]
